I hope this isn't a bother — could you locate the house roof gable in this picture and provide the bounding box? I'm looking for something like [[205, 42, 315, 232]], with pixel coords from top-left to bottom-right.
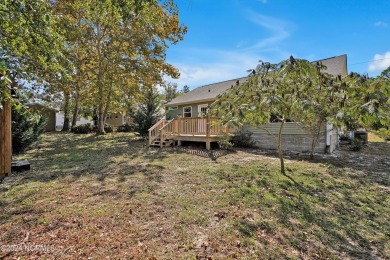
[[167, 54, 347, 106]]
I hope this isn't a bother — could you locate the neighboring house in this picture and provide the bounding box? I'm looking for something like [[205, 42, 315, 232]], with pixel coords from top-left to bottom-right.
[[105, 109, 132, 127], [158, 54, 347, 152], [26, 103, 57, 132], [55, 111, 93, 130], [56, 109, 131, 129]]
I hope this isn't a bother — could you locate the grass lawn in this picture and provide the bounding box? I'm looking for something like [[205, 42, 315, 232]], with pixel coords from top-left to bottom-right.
[[0, 132, 389, 259]]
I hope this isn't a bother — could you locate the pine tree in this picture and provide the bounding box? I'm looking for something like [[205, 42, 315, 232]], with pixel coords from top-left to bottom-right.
[[182, 85, 190, 93], [12, 102, 46, 154], [133, 87, 161, 138]]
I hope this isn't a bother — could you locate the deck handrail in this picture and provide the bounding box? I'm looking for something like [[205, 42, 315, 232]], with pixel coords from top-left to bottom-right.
[[148, 118, 167, 131], [148, 119, 167, 145], [159, 119, 176, 147]]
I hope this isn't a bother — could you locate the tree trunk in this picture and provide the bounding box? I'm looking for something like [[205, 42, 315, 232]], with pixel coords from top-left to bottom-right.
[[96, 103, 105, 135], [277, 120, 286, 174], [71, 88, 80, 129], [103, 89, 112, 126], [310, 120, 323, 160], [62, 91, 70, 132], [95, 35, 106, 135]]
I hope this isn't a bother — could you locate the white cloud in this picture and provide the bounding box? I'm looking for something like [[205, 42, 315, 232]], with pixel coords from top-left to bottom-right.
[[166, 49, 260, 88], [374, 21, 388, 27], [368, 52, 390, 71], [245, 12, 293, 50], [165, 12, 294, 88]]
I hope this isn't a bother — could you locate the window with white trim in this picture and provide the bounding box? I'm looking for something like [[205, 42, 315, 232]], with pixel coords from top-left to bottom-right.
[[183, 106, 192, 118], [198, 104, 208, 116]]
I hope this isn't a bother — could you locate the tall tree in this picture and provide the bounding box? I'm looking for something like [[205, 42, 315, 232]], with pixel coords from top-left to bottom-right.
[[54, 0, 186, 135], [293, 63, 348, 159], [163, 82, 180, 102], [342, 71, 390, 130], [212, 57, 350, 174], [0, 0, 67, 103]]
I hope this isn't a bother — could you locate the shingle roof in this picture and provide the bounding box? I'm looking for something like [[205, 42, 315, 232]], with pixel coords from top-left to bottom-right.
[[167, 77, 248, 106], [167, 54, 347, 106]]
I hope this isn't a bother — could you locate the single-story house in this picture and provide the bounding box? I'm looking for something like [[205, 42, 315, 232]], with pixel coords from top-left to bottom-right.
[[105, 109, 132, 127], [27, 103, 57, 132], [55, 109, 131, 130], [150, 54, 347, 152], [55, 111, 93, 130]]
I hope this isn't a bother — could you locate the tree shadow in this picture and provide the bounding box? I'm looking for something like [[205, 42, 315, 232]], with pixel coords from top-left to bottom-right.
[[238, 140, 390, 188], [233, 171, 387, 258], [6, 133, 170, 184]]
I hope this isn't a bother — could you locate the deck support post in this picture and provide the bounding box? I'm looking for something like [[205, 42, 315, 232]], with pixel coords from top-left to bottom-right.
[[206, 113, 211, 150], [160, 129, 163, 148], [177, 140, 182, 147]]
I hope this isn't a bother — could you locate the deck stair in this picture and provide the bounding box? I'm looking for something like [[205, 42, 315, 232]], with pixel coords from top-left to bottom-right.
[[150, 137, 175, 147]]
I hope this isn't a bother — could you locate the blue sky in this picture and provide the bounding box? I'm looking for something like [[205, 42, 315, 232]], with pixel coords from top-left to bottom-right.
[[166, 0, 390, 89]]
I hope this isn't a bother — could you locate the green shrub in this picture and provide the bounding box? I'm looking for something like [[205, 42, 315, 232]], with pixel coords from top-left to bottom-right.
[[104, 124, 113, 133], [71, 123, 93, 134], [377, 128, 390, 140], [231, 131, 256, 148], [12, 104, 46, 154], [117, 123, 134, 132], [218, 135, 234, 150]]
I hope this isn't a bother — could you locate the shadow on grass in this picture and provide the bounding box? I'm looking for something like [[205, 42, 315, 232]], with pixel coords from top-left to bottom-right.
[[238, 140, 390, 187], [7, 132, 169, 185], [231, 169, 388, 259], [0, 133, 169, 227]]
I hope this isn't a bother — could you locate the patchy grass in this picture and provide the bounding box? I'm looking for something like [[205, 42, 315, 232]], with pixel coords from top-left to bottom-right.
[[0, 132, 389, 259], [369, 131, 389, 143]]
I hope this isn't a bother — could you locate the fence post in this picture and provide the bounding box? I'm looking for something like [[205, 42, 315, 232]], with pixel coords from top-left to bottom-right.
[[0, 100, 12, 178]]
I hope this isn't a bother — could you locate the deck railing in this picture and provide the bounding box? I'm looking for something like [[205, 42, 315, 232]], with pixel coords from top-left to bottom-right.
[[149, 117, 228, 146], [148, 119, 167, 145]]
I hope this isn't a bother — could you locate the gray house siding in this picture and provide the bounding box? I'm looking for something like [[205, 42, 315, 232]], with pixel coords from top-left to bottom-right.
[[243, 123, 329, 153], [166, 103, 212, 119]]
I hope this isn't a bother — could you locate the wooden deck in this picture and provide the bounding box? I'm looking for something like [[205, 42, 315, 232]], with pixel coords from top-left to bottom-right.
[[148, 117, 228, 150]]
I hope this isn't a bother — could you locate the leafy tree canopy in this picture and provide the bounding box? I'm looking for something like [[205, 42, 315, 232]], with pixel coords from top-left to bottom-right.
[[0, 0, 68, 104]]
